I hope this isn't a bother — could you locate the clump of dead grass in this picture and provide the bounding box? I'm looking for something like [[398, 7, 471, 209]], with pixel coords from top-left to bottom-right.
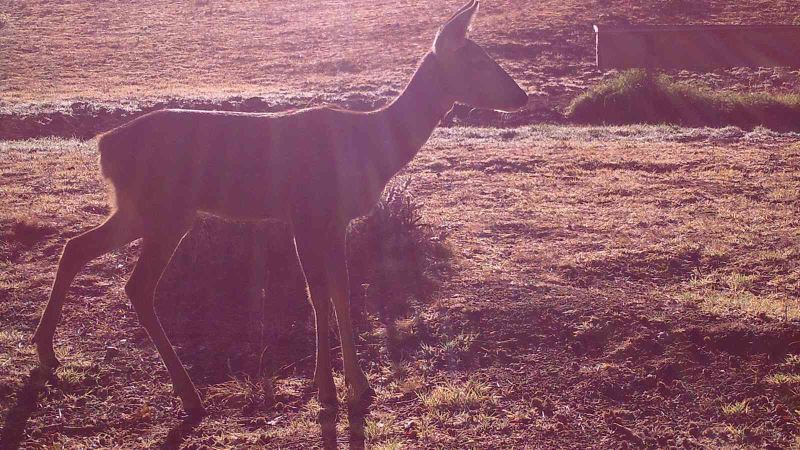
[[1, 216, 57, 247], [419, 378, 494, 413], [567, 69, 800, 131], [348, 179, 451, 320], [206, 376, 273, 413]]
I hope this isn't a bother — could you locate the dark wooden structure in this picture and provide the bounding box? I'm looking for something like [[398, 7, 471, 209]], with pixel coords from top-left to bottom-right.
[[594, 24, 800, 70]]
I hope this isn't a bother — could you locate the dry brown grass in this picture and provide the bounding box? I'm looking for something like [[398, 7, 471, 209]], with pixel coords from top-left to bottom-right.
[[3, 3, 800, 448], [2, 125, 800, 448], [3, 0, 800, 134]]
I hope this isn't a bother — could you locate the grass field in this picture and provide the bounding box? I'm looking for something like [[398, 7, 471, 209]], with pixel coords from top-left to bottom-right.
[[2, 0, 800, 448], [2, 126, 800, 448], [3, 0, 800, 138]]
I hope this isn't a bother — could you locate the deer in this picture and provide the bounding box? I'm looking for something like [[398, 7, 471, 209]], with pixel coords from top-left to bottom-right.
[[30, 1, 526, 448]]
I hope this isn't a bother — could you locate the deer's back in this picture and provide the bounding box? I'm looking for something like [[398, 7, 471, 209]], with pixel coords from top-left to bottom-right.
[[98, 108, 388, 224]]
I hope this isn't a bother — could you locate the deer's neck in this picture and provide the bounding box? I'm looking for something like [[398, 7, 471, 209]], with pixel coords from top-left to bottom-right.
[[372, 52, 454, 180]]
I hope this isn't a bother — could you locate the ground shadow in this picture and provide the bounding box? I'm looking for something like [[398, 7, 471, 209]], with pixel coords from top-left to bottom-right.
[[0, 368, 52, 450], [159, 414, 204, 450], [151, 182, 451, 388], [156, 217, 312, 383]]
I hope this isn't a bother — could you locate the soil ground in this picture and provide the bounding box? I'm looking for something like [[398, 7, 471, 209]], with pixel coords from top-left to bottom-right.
[[2, 126, 800, 449], [2, 1, 800, 449]]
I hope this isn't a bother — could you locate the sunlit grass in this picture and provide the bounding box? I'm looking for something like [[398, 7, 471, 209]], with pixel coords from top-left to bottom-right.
[[721, 400, 750, 416], [781, 354, 800, 370], [365, 414, 398, 444], [676, 289, 800, 321], [0, 329, 25, 346], [723, 272, 757, 292], [419, 378, 493, 413], [764, 373, 800, 385], [55, 358, 95, 393]]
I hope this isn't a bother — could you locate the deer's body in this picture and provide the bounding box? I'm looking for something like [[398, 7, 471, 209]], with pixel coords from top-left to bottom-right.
[[102, 108, 384, 222], [100, 77, 444, 225], [32, 2, 526, 448]]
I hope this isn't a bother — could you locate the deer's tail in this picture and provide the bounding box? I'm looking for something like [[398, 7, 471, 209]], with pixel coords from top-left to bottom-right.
[[97, 129, 137, 210]]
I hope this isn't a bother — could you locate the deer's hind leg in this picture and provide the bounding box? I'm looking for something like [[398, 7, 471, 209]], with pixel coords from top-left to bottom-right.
[[294, 222, 374, 450], [33, 209, 142, 369], [124, 216, 205, 415]]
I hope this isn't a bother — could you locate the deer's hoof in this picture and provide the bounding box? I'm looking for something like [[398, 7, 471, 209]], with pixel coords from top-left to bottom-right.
[[35, 346, 60, 371], [184, 404, 207, 418], [347, 385, 376, 417]]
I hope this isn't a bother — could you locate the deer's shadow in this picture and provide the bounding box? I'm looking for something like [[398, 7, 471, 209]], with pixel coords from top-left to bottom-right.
[[0, 368, 52, 450], [159, 414, 204, 450]]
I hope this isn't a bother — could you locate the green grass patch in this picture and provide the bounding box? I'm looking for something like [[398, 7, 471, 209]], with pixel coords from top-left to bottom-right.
[[764, 373, 800, 385], [722, 400, 750, 416], [419, 379, 493, 413], [567, 69, 800, 131], [676, 289, 800, 321]]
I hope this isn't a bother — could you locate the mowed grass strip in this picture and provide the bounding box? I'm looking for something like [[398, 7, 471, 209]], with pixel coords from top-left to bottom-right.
[[567, 69, 800, 131]]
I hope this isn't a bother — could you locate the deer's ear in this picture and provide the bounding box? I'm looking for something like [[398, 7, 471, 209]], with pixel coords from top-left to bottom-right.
[[433, 1, 479, 55]]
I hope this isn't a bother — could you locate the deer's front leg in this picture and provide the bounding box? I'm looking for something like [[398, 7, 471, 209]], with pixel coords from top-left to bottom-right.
[[325, 232, 374, 450], [295, 232, 339, 449], [309, 285, 338, 449]]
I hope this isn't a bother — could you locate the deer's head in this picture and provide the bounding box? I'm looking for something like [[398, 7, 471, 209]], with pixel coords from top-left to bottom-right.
[[433, 1, 528, 112]]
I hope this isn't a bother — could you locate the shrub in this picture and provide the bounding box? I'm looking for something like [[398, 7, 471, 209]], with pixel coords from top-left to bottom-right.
[[348, 179, 450, 321]]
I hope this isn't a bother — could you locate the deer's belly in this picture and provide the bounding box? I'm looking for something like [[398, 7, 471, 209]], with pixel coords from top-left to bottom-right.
[[198, 179, 291, 221]]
